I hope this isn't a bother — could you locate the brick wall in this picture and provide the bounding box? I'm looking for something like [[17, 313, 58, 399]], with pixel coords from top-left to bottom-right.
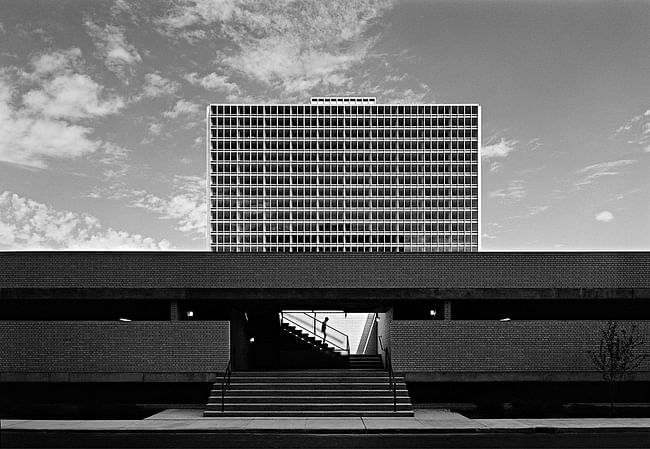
[[2, 252, 649, 289], [0, 321, 229, 382], [391, 320, 650, 381]]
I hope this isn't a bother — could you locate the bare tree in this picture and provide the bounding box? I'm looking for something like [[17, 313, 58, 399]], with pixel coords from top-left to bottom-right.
[[590, 321, 648, 411]]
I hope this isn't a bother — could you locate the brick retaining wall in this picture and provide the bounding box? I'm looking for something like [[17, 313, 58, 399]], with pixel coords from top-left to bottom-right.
[[391, 320, 650, 381], [0, 321, 229, 382]]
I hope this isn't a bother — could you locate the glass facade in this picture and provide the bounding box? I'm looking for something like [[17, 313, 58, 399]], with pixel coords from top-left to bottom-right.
[[208, 97, 480, 252]]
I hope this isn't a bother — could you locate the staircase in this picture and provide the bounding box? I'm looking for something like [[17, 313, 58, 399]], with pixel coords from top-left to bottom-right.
[[281, 322, 344, 355], [204, 369, 413, 417], [349, 354, 383, 370]]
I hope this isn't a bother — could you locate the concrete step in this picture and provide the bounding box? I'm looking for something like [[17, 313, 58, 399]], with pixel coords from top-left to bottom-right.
[[210, 395, 412, 404], [226, 376, 397, 383], [219, 389, 409, 396], [282, 325, 341, 353], [205, 368, 413, 418], [206, 403, 413, 412], [230, 370, 387, 377], [221, 382, 406, 391], [203, 410, 415, 417]]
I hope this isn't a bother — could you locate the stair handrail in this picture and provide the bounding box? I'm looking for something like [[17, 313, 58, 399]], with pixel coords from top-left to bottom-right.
[[280, 312, 349, 354], [297, 312, 350, 341], [379, 335, 397, 413], [220, 358, 232, 413]]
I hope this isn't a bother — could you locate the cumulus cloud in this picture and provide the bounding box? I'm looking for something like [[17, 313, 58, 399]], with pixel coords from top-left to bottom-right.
[[29, 48, 84, 77], [0, 75, 98, 167], [595, 211, 614, 223], [574, 159, 636, 188], [23, 73, 124, 119], [141, 73, 180, 98], [163, 99, 201, 118], [84, 19, 142, 81], [0, 49, 125, 168], [0, 191, 170, 250], [482, 137, 518, 159], [160, 0, 391, 94]]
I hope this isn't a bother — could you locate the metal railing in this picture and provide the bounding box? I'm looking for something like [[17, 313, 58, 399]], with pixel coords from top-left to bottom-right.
[[379, 335, 397, 412], [220, 358, 232, 413], [280, 311, 350, 355]]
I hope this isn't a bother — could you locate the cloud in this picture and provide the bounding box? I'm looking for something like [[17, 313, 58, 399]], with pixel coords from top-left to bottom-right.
[[24, 47, 124, 120], [23, 73, 124, 120], [528, 205, 548, 216], [29, 48, 84, 76], [160, 0, 391, 94], [0, 49, 125, 168], [84, 19, 142, 81], [574, 159, 636, 187], [149, 123, 163, 135], [0, 191, 170, 250], [163, 99, 201, 118], [141, 73, 180, 98], [89, 176, 206, 237], [614, 108, 650, 152], [0, 75, 99, 167], [157, 0, 239, 29], [95, 142, 131, 181], [127, 176, 206, 236], [482, 137, 518, 159], [489, 180, 526, 202], [595, 211, 614, 223], [184, 72, 240, 97]]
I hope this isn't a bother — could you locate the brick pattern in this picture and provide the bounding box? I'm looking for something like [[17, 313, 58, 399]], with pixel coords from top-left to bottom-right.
[[391, 320, 650, 373], [0, 321, 230, 373], [1, 252, 649, 289]]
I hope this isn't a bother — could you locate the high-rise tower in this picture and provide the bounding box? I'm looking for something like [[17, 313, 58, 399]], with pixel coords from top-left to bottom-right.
[[208, 97, 480, 252]]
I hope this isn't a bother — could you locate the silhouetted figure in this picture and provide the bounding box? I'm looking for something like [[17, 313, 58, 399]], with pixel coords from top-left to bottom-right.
[[321, 316, 329, 342]]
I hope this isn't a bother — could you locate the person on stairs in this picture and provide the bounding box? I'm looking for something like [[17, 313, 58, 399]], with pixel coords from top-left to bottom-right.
[[321, 316, 329, 343]]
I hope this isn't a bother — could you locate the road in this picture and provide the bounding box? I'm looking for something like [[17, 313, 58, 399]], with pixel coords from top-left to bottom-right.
[[3, 430, 650, 448]]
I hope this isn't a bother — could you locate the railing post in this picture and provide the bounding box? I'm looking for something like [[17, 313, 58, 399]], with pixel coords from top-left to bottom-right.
[[393, 382, 397, 412], [221, 358, 232, 413]]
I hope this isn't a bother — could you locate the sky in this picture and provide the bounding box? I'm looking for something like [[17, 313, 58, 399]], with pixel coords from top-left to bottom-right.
[[0, 0, 648, 251]]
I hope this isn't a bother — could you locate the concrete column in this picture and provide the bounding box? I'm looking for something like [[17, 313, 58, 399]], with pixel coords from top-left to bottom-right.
[[170, 300, 179, 321], [444, 300, 452, 320]]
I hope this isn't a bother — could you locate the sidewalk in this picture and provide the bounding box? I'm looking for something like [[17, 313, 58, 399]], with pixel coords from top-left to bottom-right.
[[3, 409, 650, 433]]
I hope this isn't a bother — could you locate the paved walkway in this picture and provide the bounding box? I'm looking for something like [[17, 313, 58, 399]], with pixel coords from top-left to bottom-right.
[[3, 409, 650, 433]]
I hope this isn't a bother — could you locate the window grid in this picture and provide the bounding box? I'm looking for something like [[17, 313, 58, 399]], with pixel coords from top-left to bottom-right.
[[208, 100, 480, 252]]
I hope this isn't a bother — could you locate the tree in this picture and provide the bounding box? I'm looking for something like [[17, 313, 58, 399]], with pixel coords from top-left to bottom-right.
[[589, 321, 648, 411]]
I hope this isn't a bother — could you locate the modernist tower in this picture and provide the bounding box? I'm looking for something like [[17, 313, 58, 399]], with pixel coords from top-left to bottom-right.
[[208, 97, 480, 252]]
